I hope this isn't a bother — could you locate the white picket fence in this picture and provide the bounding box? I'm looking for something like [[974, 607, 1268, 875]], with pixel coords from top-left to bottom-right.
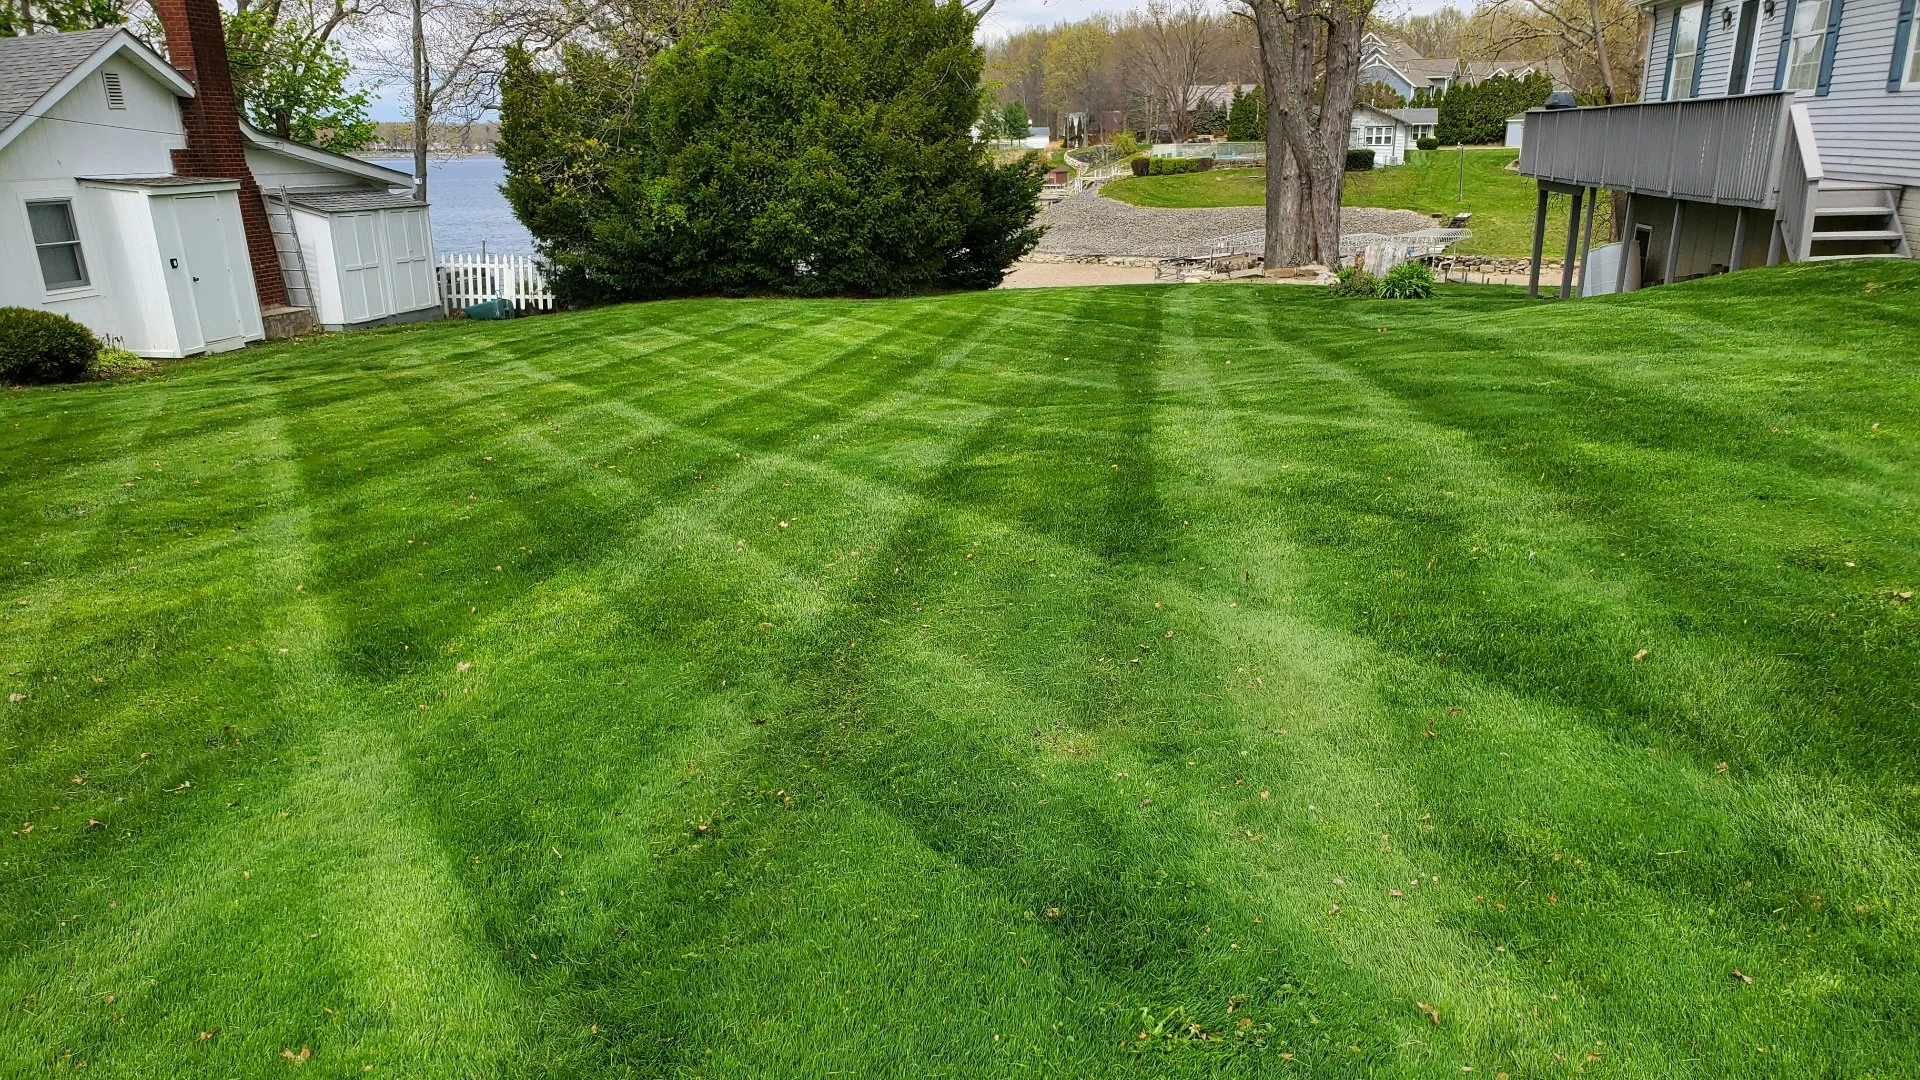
[[437, 252, 554, 315]]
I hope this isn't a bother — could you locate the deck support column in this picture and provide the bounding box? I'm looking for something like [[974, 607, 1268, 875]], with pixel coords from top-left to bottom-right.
[[1615, 193, 1638, 294], [1730, 207, 1749, 273], [1767, 213, 1785, 265], [1560, 187, 1586, 299], [1663, 201, 1686, 285], [1575, 186, 1599, 298], [1528, 182, 1549, 298]]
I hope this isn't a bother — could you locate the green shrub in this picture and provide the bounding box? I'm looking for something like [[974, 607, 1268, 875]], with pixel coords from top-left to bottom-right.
[[93, 347, 152, 377], [1416, 136, 1439, 151], [1135, 156, 1209, 176], [0, 307, 99, 384], [498, 0, 1045, 301], [1344, 148, 1375, 171], [1330, 267, 1378, 298], [1376, 261, 1436, 299]]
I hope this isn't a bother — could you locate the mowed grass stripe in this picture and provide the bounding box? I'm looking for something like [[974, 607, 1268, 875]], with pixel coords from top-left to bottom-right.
[[2, 264, 1916, 1077]]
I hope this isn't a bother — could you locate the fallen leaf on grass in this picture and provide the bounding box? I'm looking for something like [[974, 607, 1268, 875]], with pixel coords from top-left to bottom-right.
[[1417, 1002, 1440, 1026], [281, 1045, 311, 1065], [1389, 889, 1405, 898], [1731, 968, 1753, 985], [198, 1031, 216, 1041], [1631, 649, 1649, 663]]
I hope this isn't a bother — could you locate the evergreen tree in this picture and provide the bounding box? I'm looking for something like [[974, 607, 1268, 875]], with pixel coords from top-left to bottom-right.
[[501, 0, 1044, 303], [1225, 85, 1263, 141]]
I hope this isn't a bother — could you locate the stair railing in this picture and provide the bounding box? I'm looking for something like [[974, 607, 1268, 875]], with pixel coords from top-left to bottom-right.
[[1775, 102, 1824, 263]]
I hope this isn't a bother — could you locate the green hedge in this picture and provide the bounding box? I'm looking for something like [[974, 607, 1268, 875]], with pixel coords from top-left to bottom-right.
[[1436, 72, 1552, 145], [1130, 156, 1213, 177], [1344, 148, 1375, 171], [0, 307, 97, 384]]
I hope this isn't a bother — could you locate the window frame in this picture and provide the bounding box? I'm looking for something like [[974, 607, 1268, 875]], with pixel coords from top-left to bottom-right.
[[1363, 124, 1394, 146], [1905, 16, 1920, 89], [25, 199, 91, 293], [1668, 1, 1705, 99], [1784, 0, 1831, 90]]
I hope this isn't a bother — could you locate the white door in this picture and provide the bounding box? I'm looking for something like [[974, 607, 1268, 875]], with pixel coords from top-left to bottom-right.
[[174, 195, 245, 350], [336, 212, 389, 323], [382, 208, 434, 313]]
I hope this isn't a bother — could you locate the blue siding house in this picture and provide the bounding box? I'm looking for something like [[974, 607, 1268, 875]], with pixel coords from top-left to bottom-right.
[[1519, 0, 1919, 295]]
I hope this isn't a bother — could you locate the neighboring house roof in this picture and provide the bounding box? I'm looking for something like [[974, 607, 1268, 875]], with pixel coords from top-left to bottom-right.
[[1352, 104, 1409, 127], [1388, 108, 1439, 126], [1361, 32, 1424, 64], [0, 27, 195, 153], [242, 121, 413, 190], [1185, 83, 1257, 110], [283, 189, 425, 213]]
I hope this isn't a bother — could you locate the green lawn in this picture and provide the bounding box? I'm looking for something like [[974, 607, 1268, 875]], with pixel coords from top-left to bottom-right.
[[5, 265, 1920, 1077], [1104, 149, 1575, 256]]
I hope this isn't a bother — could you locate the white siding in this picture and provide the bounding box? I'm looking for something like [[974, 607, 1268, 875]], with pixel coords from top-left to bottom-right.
[[1643, 0, 1920, 187]]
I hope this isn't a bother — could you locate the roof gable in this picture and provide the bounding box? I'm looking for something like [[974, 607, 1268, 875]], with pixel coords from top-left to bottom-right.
[[241, 122, 412, 189], [0, 28, 194, 153]]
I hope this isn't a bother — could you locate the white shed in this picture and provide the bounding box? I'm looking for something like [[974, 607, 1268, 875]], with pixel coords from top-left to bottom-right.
[[0, 29, 263, 356], [243, 128, 440, 331]]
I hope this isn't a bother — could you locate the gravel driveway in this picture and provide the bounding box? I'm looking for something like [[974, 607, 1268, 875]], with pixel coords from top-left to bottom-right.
[[1032, 191, 1434, 259]]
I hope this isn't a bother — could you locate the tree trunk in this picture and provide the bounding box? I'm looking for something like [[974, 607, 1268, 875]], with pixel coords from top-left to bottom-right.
[[1252, 1, 1298, 269], [1588, 0, 1617, 103], [411, 0, 429, 202]]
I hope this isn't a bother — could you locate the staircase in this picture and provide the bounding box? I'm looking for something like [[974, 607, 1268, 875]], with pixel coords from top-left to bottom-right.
[[1804, 182, 1911, 261]]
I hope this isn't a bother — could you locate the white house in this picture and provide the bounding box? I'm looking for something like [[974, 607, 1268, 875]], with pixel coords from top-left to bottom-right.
[[1349, 104, 1413, 167], [1, 19, 439, 358]]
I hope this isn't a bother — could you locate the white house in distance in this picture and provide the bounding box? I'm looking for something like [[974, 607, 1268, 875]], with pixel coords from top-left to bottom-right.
[[0, 13, 439, 358], [1349, 105, 1414, 166]]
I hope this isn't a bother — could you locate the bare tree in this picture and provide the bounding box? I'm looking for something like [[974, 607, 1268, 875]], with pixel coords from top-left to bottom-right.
[[1127, 0, 1215, 144], [1472, 0, 1642, 102]]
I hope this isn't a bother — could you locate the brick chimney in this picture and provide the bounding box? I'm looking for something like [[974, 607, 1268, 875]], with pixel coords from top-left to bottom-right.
[[153, 0, 288, 309]]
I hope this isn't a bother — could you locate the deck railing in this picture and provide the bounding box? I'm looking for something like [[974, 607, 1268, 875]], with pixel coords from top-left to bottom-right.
[[1518, 92, 1794, 208], [1773, 103, 1823, 261]]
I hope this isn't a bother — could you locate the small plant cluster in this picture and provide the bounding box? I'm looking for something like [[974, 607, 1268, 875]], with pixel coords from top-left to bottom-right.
[[1131, 156, 1214, 177], [1344, 148, 1375, 171], [1416, 136, 1441, 151], [1330, 261, 1436, 300], [0, 307, 98, 384]]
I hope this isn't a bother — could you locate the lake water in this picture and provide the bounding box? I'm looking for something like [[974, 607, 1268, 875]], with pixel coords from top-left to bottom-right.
[[371, 155, 535, 256]]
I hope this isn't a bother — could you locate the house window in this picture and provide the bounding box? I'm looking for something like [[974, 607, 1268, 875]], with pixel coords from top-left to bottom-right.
[[1669, 2, 1704, 98], [27, 200, 89, 291], [1785, 0, 1830, 89], [1905, 19, 1920, 88], [1364, 125, 1394, 146]]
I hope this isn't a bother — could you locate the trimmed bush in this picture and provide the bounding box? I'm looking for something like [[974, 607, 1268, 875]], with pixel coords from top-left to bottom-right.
[[1344, 148, 1375, 171], [1376, 261, 1436, 300], [1416, 136, 1440, 151], [0, 307, 98, 384], [1136, 156, 1210, 176]]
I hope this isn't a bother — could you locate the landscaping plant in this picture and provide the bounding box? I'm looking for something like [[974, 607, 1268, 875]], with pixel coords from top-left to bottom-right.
[[1330, 265, 1379, 296], [0, 306, 99, 384], [1375, 260, 1437, 299], [498, 0, 1045, 302]]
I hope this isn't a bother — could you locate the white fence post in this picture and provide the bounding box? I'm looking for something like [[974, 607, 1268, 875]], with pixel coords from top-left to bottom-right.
[[436, 251, 555, 316]]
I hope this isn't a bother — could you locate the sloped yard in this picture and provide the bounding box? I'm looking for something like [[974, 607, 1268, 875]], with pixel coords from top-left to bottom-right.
[[3, 264, 1918, 1077]]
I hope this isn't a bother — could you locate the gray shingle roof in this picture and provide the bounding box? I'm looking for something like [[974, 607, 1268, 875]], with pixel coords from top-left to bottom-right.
[[80, 175, 236, 187], [283, 189, 426, 213], [0, 28, 125, 135], [1388, 108, 1439, 126]]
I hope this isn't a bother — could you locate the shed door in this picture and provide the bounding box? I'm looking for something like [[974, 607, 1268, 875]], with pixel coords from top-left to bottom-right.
[[336, 212, 389, 323], [174, 195, 245, 350], [382, 208, 434, 313]]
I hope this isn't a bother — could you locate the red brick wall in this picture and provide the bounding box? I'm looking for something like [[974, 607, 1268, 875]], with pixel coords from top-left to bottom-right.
[[153, 0, 289, 310]]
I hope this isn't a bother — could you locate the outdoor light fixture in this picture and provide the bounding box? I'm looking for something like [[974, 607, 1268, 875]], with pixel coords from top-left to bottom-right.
[[1764, 0, 1775, 14], [1723, 6, 1734, 27]]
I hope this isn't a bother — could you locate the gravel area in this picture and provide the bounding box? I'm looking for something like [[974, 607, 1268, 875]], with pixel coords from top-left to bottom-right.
[[1032, 191, 1434, 259]]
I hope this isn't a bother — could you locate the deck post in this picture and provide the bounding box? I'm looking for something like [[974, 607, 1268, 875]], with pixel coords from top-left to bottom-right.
[[1560, 187, 1585, 299], [1663, 201, 1686, 285], [1615, 194, 1638, 294], [1528, 182, 1549, 298], [1575, 186, 1599, 297], [1729, 207, 1748, 273], [1767, 216, 1785, 264]]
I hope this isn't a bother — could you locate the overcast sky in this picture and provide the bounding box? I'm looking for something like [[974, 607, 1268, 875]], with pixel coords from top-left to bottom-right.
[[365, 0, 1462, 121]]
